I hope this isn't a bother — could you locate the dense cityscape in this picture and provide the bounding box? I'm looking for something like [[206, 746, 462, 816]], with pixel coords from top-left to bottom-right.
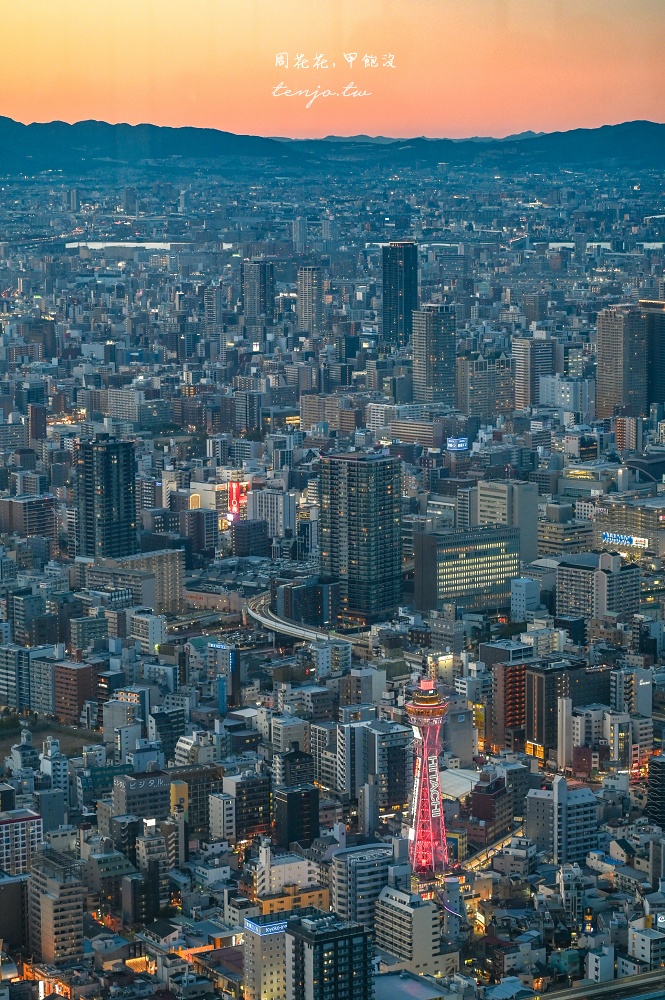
[[0, 135, 661, 1000]]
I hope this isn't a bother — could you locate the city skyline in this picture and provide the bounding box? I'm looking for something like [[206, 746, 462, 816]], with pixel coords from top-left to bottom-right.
[[1, 0, 663, 139]]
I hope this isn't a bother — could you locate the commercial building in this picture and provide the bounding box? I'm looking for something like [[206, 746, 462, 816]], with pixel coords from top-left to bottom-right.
[[414, 525, 520, 613], [285, 909, 373, 1000], [596, 305, 647, 418], [319, 453, 402, 625], [274, 783, 319, 848], [512, 337, 556, 409], [382, 240, 418, 347], [472, 480, 539, 564]]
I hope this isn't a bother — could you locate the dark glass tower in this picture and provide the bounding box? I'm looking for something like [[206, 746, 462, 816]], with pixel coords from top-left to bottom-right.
[[76, 435, 137, 559], [382, 240, 418, 347], [319, 453, 402, 626]]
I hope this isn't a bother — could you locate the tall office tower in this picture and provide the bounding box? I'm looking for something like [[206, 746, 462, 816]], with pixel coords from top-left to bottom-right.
[[407, 679, 449, 876], [647, 755, 665, 826], [28, 849, 84, 965], [414, 525, 521, 614], [243, 259, 275, 320], [382, 240, 418, 347], [319, 453, 402, 625], [330, 843, 399, 928], [512, 337, 555, 409], [75, 436, 137, 559], [412, 303, 456, 405], [473, 480, 539, 564], [286, 910, 374, 1000], [296, 266, 323, 335], [596, 305, 648, 418], [292, 216, 307, 253], [640, 298, 665, 409]]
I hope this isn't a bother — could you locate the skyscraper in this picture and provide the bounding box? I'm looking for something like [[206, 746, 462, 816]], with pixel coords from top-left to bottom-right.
[[640, 298, 665, 409], [596, 305, 647, 418], [243, 259, 275, 320], [382, 240, 418, 346], [412, 303, 456, 405], [297, 266, 323, 336], [512, 337, 556, 409], [319, 453, 402, 625], [75, 435, 137, 559]]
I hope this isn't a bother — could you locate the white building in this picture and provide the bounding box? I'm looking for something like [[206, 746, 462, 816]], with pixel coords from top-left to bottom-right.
[[525, 775, 597, 864], [510, 577, 541, 622], [246, 488, 296, 539], [374, 885, 445, 976], [129, 610, 167, 654], [209, 792, 236, 843]]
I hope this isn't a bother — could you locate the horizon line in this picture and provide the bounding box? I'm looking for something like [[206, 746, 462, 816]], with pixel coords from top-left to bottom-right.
[[2, 115, 665, 144]]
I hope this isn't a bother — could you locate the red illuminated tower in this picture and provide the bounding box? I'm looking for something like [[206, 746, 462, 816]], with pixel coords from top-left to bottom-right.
[[407, 678, 449, 875]]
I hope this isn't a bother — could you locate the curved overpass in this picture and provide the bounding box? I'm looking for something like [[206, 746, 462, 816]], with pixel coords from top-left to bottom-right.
[[246, 591, 371, 647]]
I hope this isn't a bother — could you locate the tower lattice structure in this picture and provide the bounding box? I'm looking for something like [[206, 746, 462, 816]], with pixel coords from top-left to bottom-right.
[[407, 678, 449, 875]]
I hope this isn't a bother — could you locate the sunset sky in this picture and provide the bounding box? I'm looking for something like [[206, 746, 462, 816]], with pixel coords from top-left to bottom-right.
[[2, 0, 663, 139]]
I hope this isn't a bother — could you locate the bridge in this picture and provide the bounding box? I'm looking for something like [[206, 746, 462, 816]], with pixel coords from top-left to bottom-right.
[[245, 591, 372, 649]]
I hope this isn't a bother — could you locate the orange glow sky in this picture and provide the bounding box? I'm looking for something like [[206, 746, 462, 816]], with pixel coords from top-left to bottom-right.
[[1, 0, 663, 139]]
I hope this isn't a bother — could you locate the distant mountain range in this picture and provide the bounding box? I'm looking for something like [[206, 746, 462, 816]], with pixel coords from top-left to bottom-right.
[[0, 117, 663, 174]]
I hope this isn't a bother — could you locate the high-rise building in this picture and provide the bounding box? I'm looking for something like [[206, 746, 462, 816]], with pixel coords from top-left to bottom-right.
[[647, 754, 665, 827], [491, 660, 528, 750], [555, 552, 641, 619], [525, 775, 597, 864], [330, 843, 399, 929], [222, 771, 271, 842], [285, 910, 373, 1000], [382, 240, 418, 347], [243, 913, 290, 1000], [242, 259, 275, 320], [75, 435, 137, 559], [456, 352, 515, 419], [28, 849, 84, 965], [319, 453, 402, 626], [411, 303, 456, 405], [472, 480, 539, 564], [414, 525, 520, 613], [596, 305, 648, 418], [640, 298, 665, 409], [274, 783, 319, 849], [512, 337, 556, 409], [0, 808, 43, 874], [297, 266, 323, 336], [374, 885, 445, 976]]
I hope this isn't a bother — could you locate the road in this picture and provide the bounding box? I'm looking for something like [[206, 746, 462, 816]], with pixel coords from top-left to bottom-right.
[[245, 592, 372, 648], [462, 824, 524, 872]]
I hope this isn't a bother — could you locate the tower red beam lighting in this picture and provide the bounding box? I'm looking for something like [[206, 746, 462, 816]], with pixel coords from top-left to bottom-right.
[[407, 678, 449, 876]]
